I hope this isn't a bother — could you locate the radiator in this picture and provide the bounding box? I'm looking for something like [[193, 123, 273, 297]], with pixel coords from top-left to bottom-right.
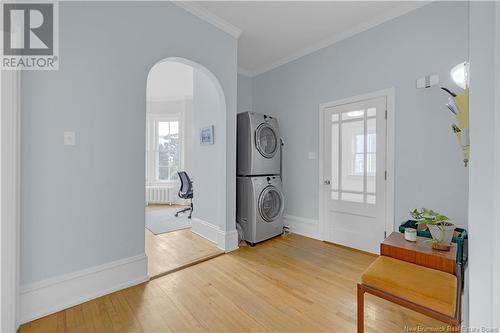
[[145, 185, 175, 205]]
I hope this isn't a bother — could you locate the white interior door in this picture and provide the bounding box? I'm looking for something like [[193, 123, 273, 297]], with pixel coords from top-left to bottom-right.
[[322, 97, 387, 253]]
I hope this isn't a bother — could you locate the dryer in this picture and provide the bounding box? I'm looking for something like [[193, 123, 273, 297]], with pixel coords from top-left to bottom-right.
[[237, 112, 281, 176], [236, 176, 284, 245]]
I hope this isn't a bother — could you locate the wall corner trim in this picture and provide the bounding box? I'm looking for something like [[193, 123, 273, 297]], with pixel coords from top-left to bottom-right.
[[19, 254, 149, 325], [218, 229, 239, 253], [191, 217, 220, 244], [173, 1, 242, 39], [1, 59, 21, 332], [191, 218, 239, 252]]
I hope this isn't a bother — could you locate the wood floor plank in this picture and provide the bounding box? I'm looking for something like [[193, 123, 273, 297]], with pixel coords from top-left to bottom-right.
[[121, 285, 172, 333], [19, 234, 447, 333], [87, 298, 113, 333], [177, 266, 270, 333], [26, 312, 58, 333], [65, 305, 85, 333], [145, 205, 223, 278]]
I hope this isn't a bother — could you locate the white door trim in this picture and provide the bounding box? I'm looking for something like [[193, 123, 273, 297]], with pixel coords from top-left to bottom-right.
[[1, 68, 21, 332], [318, 88, 395, 242], [493, 1, 500, 325]]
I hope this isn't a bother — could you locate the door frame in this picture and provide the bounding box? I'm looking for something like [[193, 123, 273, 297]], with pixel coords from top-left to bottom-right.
[[1, 67, 22, 331], [493, 1, 500, 323], [318, 88, 395, 243]]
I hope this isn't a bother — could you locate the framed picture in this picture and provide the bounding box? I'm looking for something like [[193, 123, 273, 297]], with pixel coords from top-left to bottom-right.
[[200, 126, 214, 145]]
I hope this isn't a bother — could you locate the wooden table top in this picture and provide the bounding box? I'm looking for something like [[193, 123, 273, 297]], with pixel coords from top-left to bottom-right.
[[382, 232, 457, 260], [381, 232, 457, 274]]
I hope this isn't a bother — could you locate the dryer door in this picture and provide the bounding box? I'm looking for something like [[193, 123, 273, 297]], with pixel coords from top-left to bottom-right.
[[255, 123, 278, 158], [258, 186, 284, 222]]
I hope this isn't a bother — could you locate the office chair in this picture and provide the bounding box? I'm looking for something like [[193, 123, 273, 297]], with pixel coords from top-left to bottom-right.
[[175, 171, 193, 219]]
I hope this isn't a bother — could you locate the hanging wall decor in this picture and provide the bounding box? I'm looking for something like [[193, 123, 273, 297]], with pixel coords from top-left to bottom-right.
[[200, 125, 214, 145], [440, 62, 469, 167]]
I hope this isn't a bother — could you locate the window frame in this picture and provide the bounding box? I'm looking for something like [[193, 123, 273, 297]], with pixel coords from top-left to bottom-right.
[[146, 113, 184, 184], [352, 133, 376, 176]]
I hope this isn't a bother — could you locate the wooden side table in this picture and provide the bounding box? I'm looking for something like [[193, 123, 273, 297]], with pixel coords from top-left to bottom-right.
[[380, 232, 457, 274]]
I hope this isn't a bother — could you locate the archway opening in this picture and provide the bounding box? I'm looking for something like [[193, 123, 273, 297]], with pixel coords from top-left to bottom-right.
[[144, 58, 227, 278]]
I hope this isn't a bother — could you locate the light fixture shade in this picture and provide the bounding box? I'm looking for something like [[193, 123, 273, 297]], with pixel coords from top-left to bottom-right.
[[450, 62, 469, 90]]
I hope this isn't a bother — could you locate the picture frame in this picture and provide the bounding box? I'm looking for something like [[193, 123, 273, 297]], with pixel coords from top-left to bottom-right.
[[200, 125, 214, 145]]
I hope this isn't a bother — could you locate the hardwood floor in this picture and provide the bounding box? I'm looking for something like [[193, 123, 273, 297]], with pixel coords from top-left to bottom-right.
[[146, 228, 223, 278], [145, 205, 223, 278], [20, 234, 445, 333]]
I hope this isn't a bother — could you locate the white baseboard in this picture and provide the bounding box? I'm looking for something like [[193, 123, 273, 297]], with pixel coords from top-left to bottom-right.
[[217, 229, 239, 252], [191, 218, 239, 252], [283, 214, 321, 240], [191, 217, 219, 243], [20, 254, 148, 324]]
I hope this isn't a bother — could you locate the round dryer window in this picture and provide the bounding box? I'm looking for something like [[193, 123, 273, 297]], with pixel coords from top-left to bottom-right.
[[255, 123, 278, 158], [258, 186, 284, 223]]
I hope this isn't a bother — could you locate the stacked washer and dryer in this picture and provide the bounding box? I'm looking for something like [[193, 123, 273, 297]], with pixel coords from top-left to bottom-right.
[[237, 112, 284, 246]]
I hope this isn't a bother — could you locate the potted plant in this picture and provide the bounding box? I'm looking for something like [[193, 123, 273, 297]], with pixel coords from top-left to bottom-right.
[[410, 208, 455, 247]]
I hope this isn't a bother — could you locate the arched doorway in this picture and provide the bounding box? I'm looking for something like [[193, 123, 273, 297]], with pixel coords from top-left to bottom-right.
[[144, 58, 228, 278]]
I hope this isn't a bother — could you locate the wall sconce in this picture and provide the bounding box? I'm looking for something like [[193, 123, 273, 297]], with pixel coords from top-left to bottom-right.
[[442, 61, 469, 167], [450, 61, 469, 90]]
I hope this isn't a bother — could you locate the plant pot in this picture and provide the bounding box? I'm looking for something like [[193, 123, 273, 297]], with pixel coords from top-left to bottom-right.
[[428, 224, 455, 244]]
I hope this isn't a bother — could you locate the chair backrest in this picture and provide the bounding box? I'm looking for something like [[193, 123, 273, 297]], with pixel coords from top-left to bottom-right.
[[177, 171, 193, 198]]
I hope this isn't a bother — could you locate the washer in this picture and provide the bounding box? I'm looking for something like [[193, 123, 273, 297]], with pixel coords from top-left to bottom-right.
[[237, 112, 281, 176], [236, 176, 284, 245]]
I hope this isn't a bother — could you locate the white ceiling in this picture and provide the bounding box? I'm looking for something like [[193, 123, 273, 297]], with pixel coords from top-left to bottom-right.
[[191, 1, 428, 76], [147, 61, 193, 101]]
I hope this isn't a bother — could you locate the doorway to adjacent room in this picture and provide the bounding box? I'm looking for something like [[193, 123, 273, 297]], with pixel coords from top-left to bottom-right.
[[145, 59, 223, 278]]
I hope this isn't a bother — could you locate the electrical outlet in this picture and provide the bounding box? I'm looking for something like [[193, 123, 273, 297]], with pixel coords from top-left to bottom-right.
[[308, 152, 316, 160]]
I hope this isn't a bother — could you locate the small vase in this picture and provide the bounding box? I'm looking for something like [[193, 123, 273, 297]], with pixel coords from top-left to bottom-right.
[[428, 224, 455, 244]]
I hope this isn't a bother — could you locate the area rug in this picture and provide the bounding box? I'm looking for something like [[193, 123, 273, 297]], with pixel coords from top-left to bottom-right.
[[145, 207, 191, 235]]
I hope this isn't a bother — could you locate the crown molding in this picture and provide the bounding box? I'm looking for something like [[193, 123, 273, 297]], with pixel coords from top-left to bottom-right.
[[172, 1, 242, 39], [250, 2, 429, 77]]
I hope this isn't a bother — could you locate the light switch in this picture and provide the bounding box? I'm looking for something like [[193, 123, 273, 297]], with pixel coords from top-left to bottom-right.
[[308, 152, 316, 160], [63, 131, 76, 146], [416, 74, 439, 89]]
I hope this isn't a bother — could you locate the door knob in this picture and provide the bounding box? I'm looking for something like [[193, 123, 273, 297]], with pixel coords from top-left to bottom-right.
[[324, 180, 331, 185]]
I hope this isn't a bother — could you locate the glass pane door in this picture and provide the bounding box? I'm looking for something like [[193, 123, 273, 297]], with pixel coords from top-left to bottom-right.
[[331, 107, 377, 204], [323, 95, 387, 254]]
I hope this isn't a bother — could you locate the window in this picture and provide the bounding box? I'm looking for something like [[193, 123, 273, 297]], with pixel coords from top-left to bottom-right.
[[157, 121, 180, 181], [353, 134, 376, 175], [146, 115, 183, 183]]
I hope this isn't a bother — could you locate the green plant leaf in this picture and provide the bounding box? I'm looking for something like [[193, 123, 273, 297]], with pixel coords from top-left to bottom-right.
[[409, 208, 450, 225]]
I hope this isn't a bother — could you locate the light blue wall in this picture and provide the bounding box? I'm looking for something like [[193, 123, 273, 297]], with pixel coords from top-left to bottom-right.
[[467, 1, 497, 327], [192, 68, 226, 228], [252, 2, 469, 228], [21, 2, 237, 285], [237, 73, 253, 112]]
